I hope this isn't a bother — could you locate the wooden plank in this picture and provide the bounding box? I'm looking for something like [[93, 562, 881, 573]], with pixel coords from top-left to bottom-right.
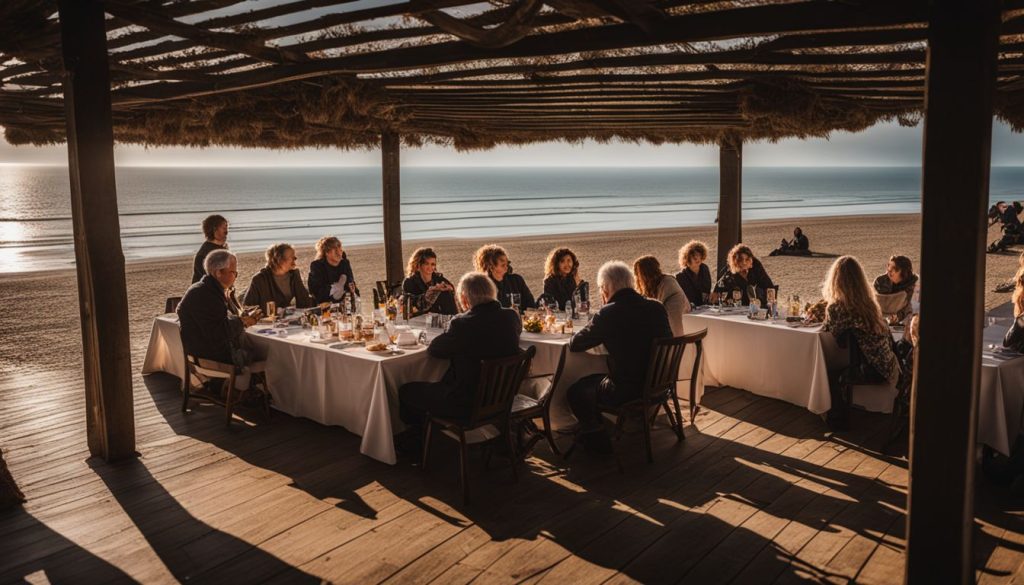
[[906, 1, 1000, 583], [56, 0, 135, 461], [381, 130, 404, 286], [716, 138, 742, 278]]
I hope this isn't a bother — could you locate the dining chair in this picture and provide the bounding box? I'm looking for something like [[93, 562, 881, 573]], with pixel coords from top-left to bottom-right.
[[180, 341, 270, 428], [421, 345, 536, 504], [510, 344, 568, 458]]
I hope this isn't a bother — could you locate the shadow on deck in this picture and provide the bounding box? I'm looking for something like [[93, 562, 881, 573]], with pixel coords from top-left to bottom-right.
[[0, 367, 1020, 584]]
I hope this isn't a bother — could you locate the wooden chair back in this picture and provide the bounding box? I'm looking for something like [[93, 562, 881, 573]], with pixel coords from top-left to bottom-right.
[[469, 345, 536, 426], [641, 335, 690, 401]]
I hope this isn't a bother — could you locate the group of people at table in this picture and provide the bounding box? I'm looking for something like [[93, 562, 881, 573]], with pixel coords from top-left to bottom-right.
[[176, 214, 925, 455]]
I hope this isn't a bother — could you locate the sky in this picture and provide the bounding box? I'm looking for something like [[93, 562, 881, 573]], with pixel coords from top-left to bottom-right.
[[2, 119, 1023, 167]]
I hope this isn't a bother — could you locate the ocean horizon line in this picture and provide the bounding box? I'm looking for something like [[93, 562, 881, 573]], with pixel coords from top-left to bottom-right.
[[4, 162, 1024, 170]]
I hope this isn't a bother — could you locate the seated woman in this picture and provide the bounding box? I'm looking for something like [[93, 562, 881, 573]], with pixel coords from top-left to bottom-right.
[[243, 242, 314, 311], [674, 240, 713, 307], [821, 255, 901, 429], [872, 254, 918, 323], [307, 236, 358, 305], [403, 247, 457, 315], [1004, 264, 1024, 353], [542, 247, 587, 310], [634, 255, 690, 337], [769, 227, 811, 256], [714, 244, 775, 306], [474, 244, 536, 312]]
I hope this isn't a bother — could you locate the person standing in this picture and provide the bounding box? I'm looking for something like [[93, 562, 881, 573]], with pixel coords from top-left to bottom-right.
[[191, 214, 228, 284], [307, 236, 358, 305]]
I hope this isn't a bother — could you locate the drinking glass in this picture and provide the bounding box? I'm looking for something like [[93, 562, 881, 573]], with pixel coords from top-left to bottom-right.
[[701, 292, 710, 306], [766, 288, 776, 304], [507, 293, 522, 312], [731, 289, 742, 307], [385, 321, 399, 354]]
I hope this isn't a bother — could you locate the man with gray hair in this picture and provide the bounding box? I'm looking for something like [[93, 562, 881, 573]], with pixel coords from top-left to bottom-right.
[[568, 260, 673, 455], [178, 249, 259, 368], [397, 272, 522, 454]]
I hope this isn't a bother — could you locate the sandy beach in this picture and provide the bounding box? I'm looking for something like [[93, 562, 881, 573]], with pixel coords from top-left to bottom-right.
[[0, 213, 1017, 376]]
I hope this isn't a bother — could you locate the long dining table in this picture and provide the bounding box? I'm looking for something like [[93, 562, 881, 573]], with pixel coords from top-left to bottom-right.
[[142, 314, 609, 464]]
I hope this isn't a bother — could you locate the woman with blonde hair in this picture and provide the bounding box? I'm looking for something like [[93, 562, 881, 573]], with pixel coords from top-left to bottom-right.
[[307, 236, 358, 305], [243, 242, 313, 310], [713, 243, 775, 306], [675, 240, 713, 307], [821, 255, 900, 428], [403, 247, 457, 315], [542, 247, 586, 310], [1002, 254, 1024, 352], [473, 244, 535, 311], [633, 255, 690, 337]]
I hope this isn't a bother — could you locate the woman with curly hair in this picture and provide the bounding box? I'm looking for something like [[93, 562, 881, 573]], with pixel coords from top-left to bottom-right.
[[473, 244, 535, 312], [713, 243, 775, 306], [402, 247, 457, 315], [541, 247, 587, 310], [1003, 254, 1024, 352], [307, 236, 358, 305], [242, 242, 314, 310], [674, 240, 713, 307], [821, 255, 900, 428], [633, 255, 689, 336]]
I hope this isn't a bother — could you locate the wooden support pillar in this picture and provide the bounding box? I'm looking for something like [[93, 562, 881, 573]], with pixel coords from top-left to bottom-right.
[[58, 0, 135, 461], [906, 1, 999, 582], [381, 131, 404, 285], [716, 138, 742, 278]]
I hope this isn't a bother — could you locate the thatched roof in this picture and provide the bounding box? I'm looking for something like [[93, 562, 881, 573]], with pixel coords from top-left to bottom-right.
[[1, 0, 1023, 150]]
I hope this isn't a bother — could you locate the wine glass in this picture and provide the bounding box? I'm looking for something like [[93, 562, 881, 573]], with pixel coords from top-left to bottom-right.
[[731, 289, 742, 307], [385, 321, 399, 354], [507, 293, 521, 312]]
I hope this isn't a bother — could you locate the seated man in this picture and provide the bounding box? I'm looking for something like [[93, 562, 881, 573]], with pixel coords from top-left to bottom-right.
[[398, 272, 523, 439], [567, 261, 673, 455], [769, 227, 811, 256], [177, 249, 261, 392]]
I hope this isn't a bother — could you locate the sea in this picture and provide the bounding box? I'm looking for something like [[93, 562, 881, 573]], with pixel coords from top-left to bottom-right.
[[2, 165, 1022, 274]]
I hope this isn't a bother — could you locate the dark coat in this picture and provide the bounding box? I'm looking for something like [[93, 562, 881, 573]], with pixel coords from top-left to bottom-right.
[[674, 263, 712, 307], [1005, 316, 1024, 353], [491, 272, 536, 311], [569, 288, 673, 399], [791, 233, 810, 251], [191, 241, 226, 284], [307, 255, 358, 305], [177, 275, 240, 363], [242, 267, 313, 310], [428, 300, 523, 406], [542, 275, 588, 310], [403, 272, 458, 315], [714, 258, 775, 305]]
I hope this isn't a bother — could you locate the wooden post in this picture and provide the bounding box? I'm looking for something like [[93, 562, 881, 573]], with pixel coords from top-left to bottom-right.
[[716, 137, 742, 278], [58, 0, 136, 461], [906, 1, 999, 582], [381, 131, 404, 286]]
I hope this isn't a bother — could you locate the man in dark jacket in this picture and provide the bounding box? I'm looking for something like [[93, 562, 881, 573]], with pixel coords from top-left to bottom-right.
[[399, 272, 523, 428], [568, 261, 673, 453], [178, 249, 257, 365]]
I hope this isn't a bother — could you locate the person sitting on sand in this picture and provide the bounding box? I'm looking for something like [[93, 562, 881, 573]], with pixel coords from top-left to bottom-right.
[[769, 227, 811, 257], [714, 244, 775, 306], [822, 256, 901, 429], [243, 243, 314, 312], [191, 214, 229, 284], [675, 240, 714, 307], [988, 201, 1024, 253], [307, 236, 358, 305], [541, 247, 587, 311], [402, 247, 457, 315], [474, 244, 536, 312], [872, 255, 918, 324]]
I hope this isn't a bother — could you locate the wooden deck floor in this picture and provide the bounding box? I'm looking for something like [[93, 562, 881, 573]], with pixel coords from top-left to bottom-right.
[[2, 362, 1023, 584]]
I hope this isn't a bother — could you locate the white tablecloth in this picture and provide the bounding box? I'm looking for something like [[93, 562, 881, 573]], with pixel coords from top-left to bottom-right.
[[142, 316, 613, 463], [979, 325, 1024, 456]]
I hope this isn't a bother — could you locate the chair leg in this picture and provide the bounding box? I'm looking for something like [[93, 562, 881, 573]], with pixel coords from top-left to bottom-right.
[[180, 370, 191, 414], [641, 407, 653, 464], [421, 419, 434, 471], [506, 421, 519, 484], [224, 375, 236, 429], [542, 411, 561, 456], [671, 392, 686, 441], [459, 431, 470, 505]]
